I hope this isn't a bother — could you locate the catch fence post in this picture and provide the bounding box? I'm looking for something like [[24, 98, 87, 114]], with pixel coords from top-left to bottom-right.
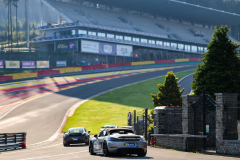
[[5, 134, 7, 150], [14, 134, 17, 149], [134, 110, 136, 134], [203, 87, 206, 150], [148, 132, 151, 146], [145, 108, 148, 140], [136, 116, 139, 135]]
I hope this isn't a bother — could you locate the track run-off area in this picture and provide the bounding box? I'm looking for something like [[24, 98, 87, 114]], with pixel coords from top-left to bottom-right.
[[1, 64, 236, 160]]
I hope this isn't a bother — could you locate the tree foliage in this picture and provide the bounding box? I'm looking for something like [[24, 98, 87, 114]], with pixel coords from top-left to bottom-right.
[[192, 25, 240, 99], [151, 71, 184, 107]]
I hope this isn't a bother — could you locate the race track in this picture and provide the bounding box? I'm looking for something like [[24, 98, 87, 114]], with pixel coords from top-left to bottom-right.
[[0, 65, 195, 145], [0, 65, 199, 160]]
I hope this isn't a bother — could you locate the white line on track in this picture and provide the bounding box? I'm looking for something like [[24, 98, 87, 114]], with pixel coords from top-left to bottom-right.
[[17, 150, 88, 160], [178, 73, 194, 83], [4, 143, 62, 155]]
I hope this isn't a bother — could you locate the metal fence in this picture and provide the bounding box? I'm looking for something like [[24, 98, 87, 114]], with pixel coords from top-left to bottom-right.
[[129, 108, 148, 140], [0, 132, 27, 151]]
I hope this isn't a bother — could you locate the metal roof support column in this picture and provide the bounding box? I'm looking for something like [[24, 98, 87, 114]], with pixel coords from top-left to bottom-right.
[[41, 2, 43, 26], [25, 0, 29, 48], [58, 15, 62, 24]]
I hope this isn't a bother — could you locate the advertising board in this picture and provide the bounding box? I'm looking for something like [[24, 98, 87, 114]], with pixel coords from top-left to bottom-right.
[[37, 61, 49, 68], [116, 45, 133, 57], [22, 61, 35, 68], [81, 40, 99, 53], [56, 41, 77, 52], [56, 61, 67, 67], [5, 61, 20, 68], [0, 60, 3, 68], [100, 42, 116, 55]]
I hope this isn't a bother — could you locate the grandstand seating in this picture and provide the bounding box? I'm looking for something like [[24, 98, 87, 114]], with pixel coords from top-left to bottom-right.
[[44, 0, 238, 45]]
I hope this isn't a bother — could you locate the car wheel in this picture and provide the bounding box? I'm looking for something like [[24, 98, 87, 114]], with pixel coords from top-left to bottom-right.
[[85, 140, 89, 145], [103, 142, 110, 157], [89, 143, 96, 155], [63, 142, 69, 147], [137, 152, 147, 157]]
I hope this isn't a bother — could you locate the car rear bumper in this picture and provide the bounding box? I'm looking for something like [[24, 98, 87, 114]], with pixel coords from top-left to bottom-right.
[[108, 141, 147, 153], [64, 138, 88, 144], [115, 148, 145, 154]]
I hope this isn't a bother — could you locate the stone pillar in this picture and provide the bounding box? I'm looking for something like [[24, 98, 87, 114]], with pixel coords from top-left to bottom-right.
[[215, 93, 239, 152], [182, 95, 200, 134]]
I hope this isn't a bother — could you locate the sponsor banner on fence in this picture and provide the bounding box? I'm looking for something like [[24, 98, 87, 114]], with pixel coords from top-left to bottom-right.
[[56, 61, 67, 67], [22, 61, 35, 68], [5, 61, 20, 68], [81, 40, 99, 53], [37, 61, 49, 68], [100, 42, 116, 55], [116, 45, 133, 57], [0, 60, 3, 68]]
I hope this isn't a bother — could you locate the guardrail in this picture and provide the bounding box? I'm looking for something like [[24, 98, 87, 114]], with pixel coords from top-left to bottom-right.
[[0, 132, 27, 151]]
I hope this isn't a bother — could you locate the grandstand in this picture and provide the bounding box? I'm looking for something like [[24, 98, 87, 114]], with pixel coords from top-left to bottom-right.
[[34, 0, 240, 66]]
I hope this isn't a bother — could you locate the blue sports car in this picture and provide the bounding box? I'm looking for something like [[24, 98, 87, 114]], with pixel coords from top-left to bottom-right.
[[63, 127, 90, 146]]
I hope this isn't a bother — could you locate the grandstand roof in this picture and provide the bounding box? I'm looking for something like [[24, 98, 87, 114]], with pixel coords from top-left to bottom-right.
[[87, 0, 240, 26]]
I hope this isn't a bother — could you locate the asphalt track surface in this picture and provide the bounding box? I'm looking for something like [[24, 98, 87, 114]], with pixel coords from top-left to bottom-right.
[[0, 65, 195, 144], [1, 65, 238, 160]]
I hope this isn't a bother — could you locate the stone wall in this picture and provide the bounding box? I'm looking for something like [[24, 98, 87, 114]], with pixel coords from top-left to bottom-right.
[[216, 140, 240, 155], [182, 95, 200, 135], [155, 136, 186, 150], [154, 106, 182, 134], [215, 93, 240, 155], [154, 135, 206, 151]]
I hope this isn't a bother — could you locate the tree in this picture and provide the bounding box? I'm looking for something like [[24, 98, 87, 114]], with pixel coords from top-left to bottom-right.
[[192, 25, 240, 99], [151, 71, 184, 107]]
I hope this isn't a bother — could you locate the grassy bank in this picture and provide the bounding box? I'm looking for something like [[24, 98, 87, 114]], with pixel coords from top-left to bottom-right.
[[62, 70, 195, 134]]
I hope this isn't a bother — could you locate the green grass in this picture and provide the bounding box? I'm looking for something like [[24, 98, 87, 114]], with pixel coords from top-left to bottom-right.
[[62, 70, 195, 134]]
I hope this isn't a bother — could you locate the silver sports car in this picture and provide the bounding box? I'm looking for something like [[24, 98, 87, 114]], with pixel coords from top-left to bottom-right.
[[89, 128, 147, 157]]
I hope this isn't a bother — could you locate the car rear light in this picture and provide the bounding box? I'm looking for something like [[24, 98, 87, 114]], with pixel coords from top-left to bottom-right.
[[110, 146, 117, 148], [84, 139, 86, 141]]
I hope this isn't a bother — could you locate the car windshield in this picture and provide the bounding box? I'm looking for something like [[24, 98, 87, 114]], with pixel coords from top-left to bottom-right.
[[69, 128, 84, 133], [104, 125, 117, 128], [110, 130, 134, 135]]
